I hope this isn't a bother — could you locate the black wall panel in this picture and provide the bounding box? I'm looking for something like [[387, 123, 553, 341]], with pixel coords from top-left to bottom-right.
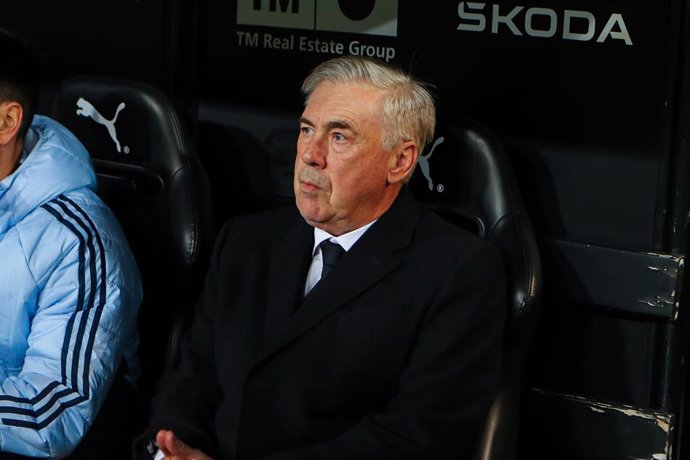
[[1, 0, 689, 457], [196, 0, 679, 251], [0, 0, 168, 87], [1, 1, 679, 250]]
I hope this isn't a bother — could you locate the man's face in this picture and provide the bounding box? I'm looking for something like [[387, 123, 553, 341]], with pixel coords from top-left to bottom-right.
[[294, 81, 400, 236]]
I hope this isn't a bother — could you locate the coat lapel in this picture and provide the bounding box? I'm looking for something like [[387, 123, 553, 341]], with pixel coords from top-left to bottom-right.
[[259, 188, 423, 363], [262, 215, 313, 349]]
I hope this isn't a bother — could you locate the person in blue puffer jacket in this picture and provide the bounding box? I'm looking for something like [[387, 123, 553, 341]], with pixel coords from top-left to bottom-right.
[[0, 28, 142, 458]]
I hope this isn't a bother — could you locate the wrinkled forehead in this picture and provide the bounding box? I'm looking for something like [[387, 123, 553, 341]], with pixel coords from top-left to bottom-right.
[[306, 79, 387, 103], [304, 81, 386, 120]]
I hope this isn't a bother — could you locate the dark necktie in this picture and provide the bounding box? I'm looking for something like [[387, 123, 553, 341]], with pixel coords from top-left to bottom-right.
[[320, 240, 345, 280]]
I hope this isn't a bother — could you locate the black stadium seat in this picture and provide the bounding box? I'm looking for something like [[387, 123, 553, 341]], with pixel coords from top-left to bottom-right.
[[408, 120, 543, 460], [50, 76, 215, 452], [196, 102, 298, 225]]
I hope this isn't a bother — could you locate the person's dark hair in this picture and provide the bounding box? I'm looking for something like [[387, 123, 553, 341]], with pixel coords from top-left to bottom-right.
[[0, 28, 41, 140]]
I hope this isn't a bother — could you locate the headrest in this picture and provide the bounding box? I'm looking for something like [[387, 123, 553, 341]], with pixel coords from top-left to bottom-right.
[[409, 120, 541, 323], [50, 76, 191, 176], [409, 120, 520, 238], [50, 76, 213, 270]]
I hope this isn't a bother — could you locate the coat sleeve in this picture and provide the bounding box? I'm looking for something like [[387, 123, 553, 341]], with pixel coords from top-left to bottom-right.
[[0, 199, 142, 458], [263, 242, 507, 460]]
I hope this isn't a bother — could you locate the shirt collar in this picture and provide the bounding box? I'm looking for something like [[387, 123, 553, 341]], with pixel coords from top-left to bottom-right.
[[312, 220, 377, 256]]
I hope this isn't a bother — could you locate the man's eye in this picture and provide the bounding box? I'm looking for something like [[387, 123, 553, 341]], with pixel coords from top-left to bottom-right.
[[300, 126, 313, 136], [333, 133, 346, 142]]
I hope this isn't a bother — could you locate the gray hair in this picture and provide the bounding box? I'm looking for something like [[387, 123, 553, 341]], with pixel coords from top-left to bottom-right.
[[301, 56, 436, 153]]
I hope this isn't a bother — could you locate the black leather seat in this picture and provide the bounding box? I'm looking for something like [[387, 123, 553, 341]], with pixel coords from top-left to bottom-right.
[[409, 120, 543, 460], [196, 105, 298, 226], [197, 120, 293, 225], [50, 76, 215, 452]]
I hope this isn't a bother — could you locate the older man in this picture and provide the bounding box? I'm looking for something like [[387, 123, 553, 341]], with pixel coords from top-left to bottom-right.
[[141, 55, 505, 460]]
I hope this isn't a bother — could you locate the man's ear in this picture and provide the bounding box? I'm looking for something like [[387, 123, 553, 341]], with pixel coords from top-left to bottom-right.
[[0, 101, 23, 146], [387, 140, 418, 185]]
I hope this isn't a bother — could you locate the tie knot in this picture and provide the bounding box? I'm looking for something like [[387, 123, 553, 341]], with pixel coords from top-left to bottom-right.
[[320, 240, 345, 279]]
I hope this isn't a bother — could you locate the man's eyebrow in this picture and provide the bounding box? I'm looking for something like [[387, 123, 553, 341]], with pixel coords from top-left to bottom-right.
[[299, 117, 354, 132], [325, 120, 353, 131]]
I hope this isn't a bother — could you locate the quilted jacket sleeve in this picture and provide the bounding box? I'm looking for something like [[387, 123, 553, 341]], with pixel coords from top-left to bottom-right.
[[0, 195, 142, 458]]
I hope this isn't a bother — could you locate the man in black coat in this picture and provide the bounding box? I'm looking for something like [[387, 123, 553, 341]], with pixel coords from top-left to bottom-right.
[[139, 55, 506, 460]]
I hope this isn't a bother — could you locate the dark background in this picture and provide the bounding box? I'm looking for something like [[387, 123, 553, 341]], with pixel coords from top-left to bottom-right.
[[2, 0, 689, 457]]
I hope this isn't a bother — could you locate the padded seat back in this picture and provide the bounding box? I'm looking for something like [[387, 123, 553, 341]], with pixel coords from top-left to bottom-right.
[[197, 120, 293, 223], [50, 76, 215, 418], [409, 120, 542, 460], [196, 103, 298, 225]]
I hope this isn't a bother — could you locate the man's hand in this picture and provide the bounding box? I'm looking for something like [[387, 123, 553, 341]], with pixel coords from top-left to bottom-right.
[[156, 430, 214, 460]]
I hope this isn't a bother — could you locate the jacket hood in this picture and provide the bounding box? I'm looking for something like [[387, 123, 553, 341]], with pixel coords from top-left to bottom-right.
[[0, 115, 96, 233]]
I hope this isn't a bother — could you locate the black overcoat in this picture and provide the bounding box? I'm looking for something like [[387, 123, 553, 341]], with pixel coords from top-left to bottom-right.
[[143, 189, 506, 460]]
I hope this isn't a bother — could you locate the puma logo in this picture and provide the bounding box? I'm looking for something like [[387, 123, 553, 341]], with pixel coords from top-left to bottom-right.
[[418, 136, 444, 191], [76, 97, 127, 153]]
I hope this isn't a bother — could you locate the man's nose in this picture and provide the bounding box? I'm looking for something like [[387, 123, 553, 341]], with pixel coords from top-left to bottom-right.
[[301, 137, 326, 167]]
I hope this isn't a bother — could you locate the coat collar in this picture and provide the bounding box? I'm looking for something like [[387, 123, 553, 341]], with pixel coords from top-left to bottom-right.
[[259, 187, 422, 363]]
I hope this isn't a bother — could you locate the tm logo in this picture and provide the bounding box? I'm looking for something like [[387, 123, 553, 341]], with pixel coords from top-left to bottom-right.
[[76, 98, 129, 154], [238, 0, 398, 37]]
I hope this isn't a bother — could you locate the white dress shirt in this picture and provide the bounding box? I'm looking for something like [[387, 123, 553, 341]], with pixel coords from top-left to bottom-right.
[[303, 221, 376, 296]]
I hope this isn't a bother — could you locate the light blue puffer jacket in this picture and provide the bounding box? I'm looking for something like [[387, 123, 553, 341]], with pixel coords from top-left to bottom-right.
[[0, 115, 142, 457]]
